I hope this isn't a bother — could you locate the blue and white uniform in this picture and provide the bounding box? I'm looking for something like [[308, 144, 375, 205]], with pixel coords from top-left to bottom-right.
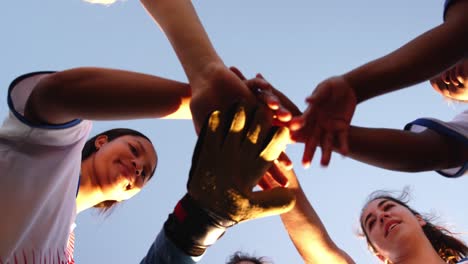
[[0, 72, 198, 264], [404, 110, 468, 177], [0, 72, 90, 263]]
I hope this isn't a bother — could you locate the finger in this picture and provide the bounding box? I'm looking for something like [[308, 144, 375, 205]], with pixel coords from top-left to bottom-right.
[[272, 118, 288, 127], [259, 126, 290, 162], [288, 116, 305, 131], [243, 105, 273, 151], [229, 66, 247, 81], [320, 131, 333, 167], [449, 67, 462, 87], [267, 161, 289, 187], [277, 152, 293, 170], [307, 81, 332, 105], [337, 129, 349, 155], [431, 78, 451, 98], [244, 126, 290, 189], [430, 78, 447, 97], [275, 106, 292, 122], [247, 188, 296, 221], [257, 174, 273, 190], [455, 62, 466, 86], [447, 82, 459, 95], [223, 103, 248, 154], [442, 71, 451, 85], [257, 171, 285, 190], [260, 89, 281, 110], [255, 73, 301, 117], [246, 78, 281, 110], [302, 125, 320, 168], [187, 110, 222, 188]]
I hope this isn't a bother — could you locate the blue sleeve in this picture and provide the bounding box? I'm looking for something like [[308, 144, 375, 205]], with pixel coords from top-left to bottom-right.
[[140, 229, 202, 264], [8, 71, 82, 129], [404, 118, 468, 178]]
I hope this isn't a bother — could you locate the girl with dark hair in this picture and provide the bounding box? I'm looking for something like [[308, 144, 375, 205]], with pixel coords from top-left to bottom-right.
[[360, 190, 468, 264], [0, 69, 189, 263], [275, 167, 468, 264]]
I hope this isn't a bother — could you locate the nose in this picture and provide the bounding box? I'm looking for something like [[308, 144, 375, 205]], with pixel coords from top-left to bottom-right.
[[379, 212, 391, 224], [132, 160, 143, 176]]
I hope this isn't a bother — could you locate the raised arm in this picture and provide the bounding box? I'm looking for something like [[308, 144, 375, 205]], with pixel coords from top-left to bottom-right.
[[291, 0, 468, 167], [24, 67, 191, 125], [345, 0, 468, 102], [279, 167, 355, 264], [139, 0, 291, 133]]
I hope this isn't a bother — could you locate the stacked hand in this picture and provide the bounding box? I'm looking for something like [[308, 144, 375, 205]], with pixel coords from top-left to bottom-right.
[[290, 75, 357, 167], [430, 59, 468, 102], [229, 67, 302, 186], [189, 64, 294, 134], [188, 102, 296, 222]]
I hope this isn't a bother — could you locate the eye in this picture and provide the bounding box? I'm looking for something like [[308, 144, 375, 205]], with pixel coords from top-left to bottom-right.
[[129, 144, 138, 156], [383, 203, 394, 211], [368, 219, 376, 231]]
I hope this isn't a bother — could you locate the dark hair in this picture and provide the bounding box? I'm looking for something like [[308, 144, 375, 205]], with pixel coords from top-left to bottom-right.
[[360, 189, 468, 264], [226, 251, 272, 264], [81, 128, 155, 213]]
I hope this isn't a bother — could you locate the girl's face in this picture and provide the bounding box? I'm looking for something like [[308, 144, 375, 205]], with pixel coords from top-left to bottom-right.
[[92, 135, 157, 202], [430, 59, 468, 102], [360, 198, 426, 261]]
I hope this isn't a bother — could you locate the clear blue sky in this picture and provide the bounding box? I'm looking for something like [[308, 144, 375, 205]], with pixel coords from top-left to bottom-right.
[[1, 0, 466, 263]]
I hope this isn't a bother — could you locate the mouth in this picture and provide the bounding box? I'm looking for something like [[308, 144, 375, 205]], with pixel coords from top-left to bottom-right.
[[384, 220, 400, 238]]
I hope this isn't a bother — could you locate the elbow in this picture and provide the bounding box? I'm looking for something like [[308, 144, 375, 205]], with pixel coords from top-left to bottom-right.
[[25, 72, 69, 124]]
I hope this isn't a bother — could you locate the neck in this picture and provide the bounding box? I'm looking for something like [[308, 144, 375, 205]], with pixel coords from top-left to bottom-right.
[[76, 157, 105, 214], [389, 235, 446, 264]]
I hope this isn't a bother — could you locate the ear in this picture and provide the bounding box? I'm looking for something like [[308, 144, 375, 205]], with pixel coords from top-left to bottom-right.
[[416, 214, 427, 227], [94, 135, 109, 150]]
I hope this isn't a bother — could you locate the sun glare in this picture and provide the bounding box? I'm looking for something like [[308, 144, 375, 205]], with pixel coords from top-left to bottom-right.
[[83, 0, 118, 5]]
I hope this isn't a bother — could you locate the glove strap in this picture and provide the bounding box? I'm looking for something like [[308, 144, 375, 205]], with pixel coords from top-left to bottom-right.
[[164, 194, 236, 256]]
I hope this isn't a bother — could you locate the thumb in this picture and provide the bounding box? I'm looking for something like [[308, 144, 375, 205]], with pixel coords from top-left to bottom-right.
[[229, 66, 247, 81], [243, 188, 296, 222], [307, 79, 334, 104]]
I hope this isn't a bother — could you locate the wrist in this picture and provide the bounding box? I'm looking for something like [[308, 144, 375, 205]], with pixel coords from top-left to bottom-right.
[[164, 194, 235, 256], [342, 72, 364, 104]]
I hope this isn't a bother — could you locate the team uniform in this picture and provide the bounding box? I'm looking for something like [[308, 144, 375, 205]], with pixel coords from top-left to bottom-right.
[[404, 110, 468, 177], [0, 72, 195, 264], [0, 72, 89, 263]]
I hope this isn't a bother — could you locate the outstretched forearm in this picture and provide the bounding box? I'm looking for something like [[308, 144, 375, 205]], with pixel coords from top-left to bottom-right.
[[344, 126, 467, 172], [25, 67, 191, 125], [345, 0, 468, 103], [140, 0, 224, 84], [280, 170, 355, 264]]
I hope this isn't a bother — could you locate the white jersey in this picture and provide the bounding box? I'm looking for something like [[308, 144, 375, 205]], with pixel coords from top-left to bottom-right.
[[0, 72, 92, 263], [404, 110, 468, 177]]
